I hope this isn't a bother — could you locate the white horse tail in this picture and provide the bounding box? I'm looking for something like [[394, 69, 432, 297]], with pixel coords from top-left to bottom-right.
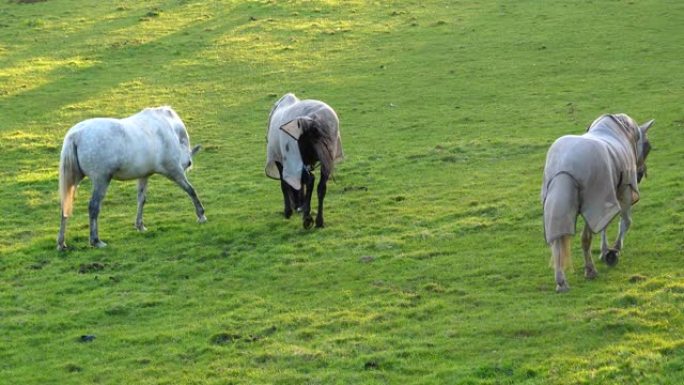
[[550, 235, 572, 271], [59, 135, 83, 217]]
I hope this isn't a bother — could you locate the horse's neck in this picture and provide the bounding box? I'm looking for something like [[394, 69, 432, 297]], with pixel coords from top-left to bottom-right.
[[588, 119, 638, 159]]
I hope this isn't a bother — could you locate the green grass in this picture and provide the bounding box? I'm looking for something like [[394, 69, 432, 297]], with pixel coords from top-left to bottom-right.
[[1, 0, 684, 384]]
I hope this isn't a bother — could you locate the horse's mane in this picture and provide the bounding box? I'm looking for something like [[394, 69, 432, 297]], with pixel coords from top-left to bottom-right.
[[588, 113, 642, 161], [142, 106, 189, 145], [300, 117, 337, 174], [588, 113, 639, 142]]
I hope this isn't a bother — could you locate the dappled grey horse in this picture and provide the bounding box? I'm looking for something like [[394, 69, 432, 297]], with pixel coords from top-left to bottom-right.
[[541, 114, 653, 292], [57, 106, 207, 250], [266, 93, 344, 228]]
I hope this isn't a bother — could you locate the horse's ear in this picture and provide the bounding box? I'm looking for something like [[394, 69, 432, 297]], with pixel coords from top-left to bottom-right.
[[280, 119, 303, 140], [640, 119, 654, 133], [191, 144, 202, 157]]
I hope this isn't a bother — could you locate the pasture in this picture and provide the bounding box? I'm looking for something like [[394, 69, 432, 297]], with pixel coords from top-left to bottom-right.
[[1, 0, 683, 383]]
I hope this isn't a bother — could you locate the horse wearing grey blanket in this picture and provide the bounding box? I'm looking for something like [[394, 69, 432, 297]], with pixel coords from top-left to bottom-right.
[[266, 93, 343, 229], [541, 114, 653, 292]]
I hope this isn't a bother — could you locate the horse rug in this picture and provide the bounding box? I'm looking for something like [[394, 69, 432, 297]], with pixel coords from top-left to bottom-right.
[[541, 117, 639, 243], [265, 96, 343, 190]]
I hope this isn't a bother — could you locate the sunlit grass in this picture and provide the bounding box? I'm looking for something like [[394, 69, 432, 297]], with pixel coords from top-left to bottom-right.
[[1, 0, 683, 384]]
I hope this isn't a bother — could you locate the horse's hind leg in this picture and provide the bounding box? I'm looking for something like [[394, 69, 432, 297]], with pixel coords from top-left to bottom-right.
[[57, 173, 84, 251], [57, 213, 68, 251], [315, 168, 330, 228], [89, 177, 111, 248], [135, 177, 148, 232], [551, 235, 571, 293], [581, 222, 597, 279]]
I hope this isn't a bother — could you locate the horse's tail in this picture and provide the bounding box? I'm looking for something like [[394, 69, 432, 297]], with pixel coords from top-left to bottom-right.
[[550, 235, 572, 271], [59, 134, 82, 217]]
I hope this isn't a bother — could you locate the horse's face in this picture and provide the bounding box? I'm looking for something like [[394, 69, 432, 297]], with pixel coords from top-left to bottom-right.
[[636, 120, 654, 183], [186, 144, 202, 170]]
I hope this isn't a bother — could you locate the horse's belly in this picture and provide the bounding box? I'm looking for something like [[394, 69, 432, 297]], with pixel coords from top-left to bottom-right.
[[112, 162, 157, 180]]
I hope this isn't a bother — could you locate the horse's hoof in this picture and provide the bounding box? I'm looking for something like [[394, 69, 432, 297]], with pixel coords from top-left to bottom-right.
[[136, 224, 147, 232], [91, 240, 107, 248], [57, 243, 68, 252], [315, 218, 325, 228], [303, 216, 314, 229], [197, 215, 207, 224], [585, 267, 598, 280], [603, 249, 619, 267], [556, 283, 570, 293], [284, 209, 293, 219]]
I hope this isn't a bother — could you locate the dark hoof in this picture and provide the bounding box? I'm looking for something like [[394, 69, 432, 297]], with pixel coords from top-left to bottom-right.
[[603, 249, 619, 267], [585, 267, 598, 280], [315, 217, 325, 228], [91, 240, 107, 248], [284, 209, 293, 219], [556, 283, 570, 293], [79, 335, 96, 343], [303, 216, 314, 229]]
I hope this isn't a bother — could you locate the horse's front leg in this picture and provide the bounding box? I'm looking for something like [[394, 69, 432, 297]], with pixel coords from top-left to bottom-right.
[[602, 190, 632, 266], [301, 169, 315, 229], [135, 177, 148, 232], [89, 177, 111, 248], [600, 230, 609, 259], [169, 172, 206, 223], [581, 222, 597, 279], [315, 168, 330, 228], [275, 162, 293, 218], [613, 189, 633, 252]]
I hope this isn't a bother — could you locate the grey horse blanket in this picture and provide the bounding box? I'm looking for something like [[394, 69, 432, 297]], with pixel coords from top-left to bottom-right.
[[541, 115, 640, 243], [266, 93, 343, 190]]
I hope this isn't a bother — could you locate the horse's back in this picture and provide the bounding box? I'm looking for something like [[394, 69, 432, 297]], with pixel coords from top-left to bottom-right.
[[544, 135, 612, 182], [66, 116, 165, 180]]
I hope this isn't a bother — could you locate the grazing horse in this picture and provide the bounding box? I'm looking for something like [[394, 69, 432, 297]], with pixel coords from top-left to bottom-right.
[[265, 93, 344, 229], [57, 106, 207, 250], [541, 114, 653, 292]]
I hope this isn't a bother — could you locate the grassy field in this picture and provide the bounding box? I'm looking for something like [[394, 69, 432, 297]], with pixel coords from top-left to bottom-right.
[[1, 0, 683, 384]]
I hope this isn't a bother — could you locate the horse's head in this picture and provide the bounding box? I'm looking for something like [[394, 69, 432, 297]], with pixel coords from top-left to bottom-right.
[[596, 113, 654, 184], [175, 122, 200, 171], [155, 106, 202, 171], [636, 119, 654, 183]]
